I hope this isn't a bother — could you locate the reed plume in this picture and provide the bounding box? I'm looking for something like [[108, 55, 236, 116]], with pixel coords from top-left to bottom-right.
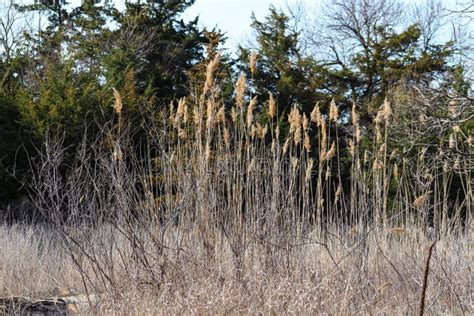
[[247, 96, 258, 127], [329, 99, 339, 122], [235, 73, 246, 108], [268, 93, 276, 118], [112, 88, 122, 115], [310, 102, 321, 126], [249, 51, 257, 77]]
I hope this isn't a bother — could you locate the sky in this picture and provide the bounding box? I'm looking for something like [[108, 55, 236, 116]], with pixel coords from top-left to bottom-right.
[[180, 0, 466, 52], [182, 0, 305, 51], [1, 0, 468, 53]]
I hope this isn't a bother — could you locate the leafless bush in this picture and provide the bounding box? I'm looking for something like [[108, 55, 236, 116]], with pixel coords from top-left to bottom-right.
[[16, 55, 472, 313]]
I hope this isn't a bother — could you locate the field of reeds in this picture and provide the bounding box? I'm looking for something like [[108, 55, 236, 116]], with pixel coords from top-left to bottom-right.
[[1, 55, 472, 314]]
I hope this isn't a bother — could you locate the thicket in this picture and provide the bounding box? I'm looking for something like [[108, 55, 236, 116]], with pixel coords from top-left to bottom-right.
[[0, 0, 472, 313], [9, 51, 469, 313], [0, 0, 471, 220]]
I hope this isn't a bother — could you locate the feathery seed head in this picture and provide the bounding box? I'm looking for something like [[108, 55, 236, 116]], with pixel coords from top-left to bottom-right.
[[231, 106, 238, 122], [383, 98, 392, 124], [294, 125, 302, 145], [302, 113, 309, 131], [329, 99, 339, 122], [304, 131, 311, 152], [268, 93, 276, 118], [373, 159, 384, 170], [305, 158, 314, 183], [174, 97, 186, 126], [356, 125, 362, 144], [193, 106, 201, 126], [352, 102, 359, 126], [414, 192, 430, 208], [389, 149, 397, 161], [393, 164, 399, 180], [206, 100, 215, 128], [217, 105, 225, 124], [325, 142, 336, 160], [283, 137, 291, 154], [112, 87, 122, 115], [321, 117, 327, 151], [223, 127, 230, 146], [249, 51, 257, 77], [203, 53, 221, 95], [376, 123, 383, 143], [178, 128, 187, 139], [247, 96, 258, 127], [378, 143, 386, 157], [310, 102, 321, 126], [235, 73, 247, 108], [291, 156, 299, 172]]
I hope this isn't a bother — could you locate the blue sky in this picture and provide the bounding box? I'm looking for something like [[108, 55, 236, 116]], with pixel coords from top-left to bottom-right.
[[181, 0, 466, 53], [182, 0, 303, 50]]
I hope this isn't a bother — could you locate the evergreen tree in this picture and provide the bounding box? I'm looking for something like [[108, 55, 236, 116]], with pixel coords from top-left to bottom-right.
[[238, 7, 327, 115]]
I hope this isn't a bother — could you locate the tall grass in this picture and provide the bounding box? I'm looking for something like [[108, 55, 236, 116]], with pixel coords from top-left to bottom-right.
[[5, 54, 471, 314]]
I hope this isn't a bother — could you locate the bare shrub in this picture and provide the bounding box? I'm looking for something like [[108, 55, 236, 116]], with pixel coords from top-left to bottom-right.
[[14, 56, 472, 313]]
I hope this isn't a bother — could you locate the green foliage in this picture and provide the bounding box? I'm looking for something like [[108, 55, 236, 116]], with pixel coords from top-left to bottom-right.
[[0, 0, 471, 209], [0, 91, 24, 203], [110, 0, 206, 102], [328, 23, 455, 118], [238, 7, 327, 115], [16, 60, 105, 140]]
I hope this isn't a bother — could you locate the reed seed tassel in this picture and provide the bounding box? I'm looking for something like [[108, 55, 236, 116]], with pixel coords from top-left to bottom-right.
[[325, 142, 336, 160], [311, 102, 321, 126], [174, 97, 186, 126], [294, 125, 302, 145], [235, 73, 246, 108], [249, 51, 257, 77], [231, 106, 238, 122], [291, 157, 299, 173], [268, 93, 276, 119], [305, 159, 314, 183], [217, 105, 225, 124], [321, 117, 327, 153], [393, 164, 399, 180], [223, 127, 230, 146], [207, 99, 215, 128], [283, 137, 291, 154], [203, 53, 221, 96], [112, 87, 122, 115], [383, 97, 392, 125], [302, 113, 309, 131], [352, 102, 359, 126], [193, 106, 200, 126], [329, 98, 339, 122], [247, 96, 258, 127]]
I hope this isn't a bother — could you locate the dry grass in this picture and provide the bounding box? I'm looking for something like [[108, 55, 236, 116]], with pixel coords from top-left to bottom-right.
[[0, 225, 79, 297], [0, 224, 471, 314], [2, 55, 472, 314]]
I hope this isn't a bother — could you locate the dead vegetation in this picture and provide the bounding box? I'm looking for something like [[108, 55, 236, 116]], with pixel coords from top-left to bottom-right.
[[1, 55, 472, 314]]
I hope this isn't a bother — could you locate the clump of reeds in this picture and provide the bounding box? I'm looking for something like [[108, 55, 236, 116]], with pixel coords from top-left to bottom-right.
[[20, 55, 472, 315]]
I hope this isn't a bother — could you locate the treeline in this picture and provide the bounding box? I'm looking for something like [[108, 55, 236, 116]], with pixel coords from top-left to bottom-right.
[[0, 0, 472, 207]]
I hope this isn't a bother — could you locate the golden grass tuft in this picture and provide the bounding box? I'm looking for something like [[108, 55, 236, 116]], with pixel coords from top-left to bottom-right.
[[268, 93, 276, 118], [112, 87, 122, 115], [329, 98, 339, 122]]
